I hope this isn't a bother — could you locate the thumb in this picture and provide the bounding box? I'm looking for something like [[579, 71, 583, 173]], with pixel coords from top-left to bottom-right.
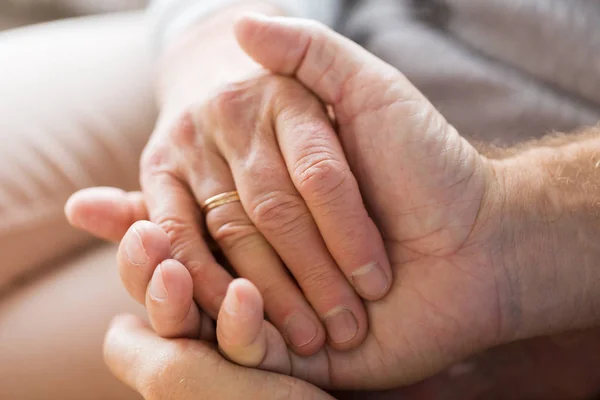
[[217, 279, 333, 388], [217, 279, 292, 374], [234, 14, 426, 125]]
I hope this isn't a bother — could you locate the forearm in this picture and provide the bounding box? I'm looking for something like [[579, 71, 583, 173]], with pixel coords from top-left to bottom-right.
[[156, 2, 283, 113], [492, 127, 600, 339], [149, 0, 344, 114]]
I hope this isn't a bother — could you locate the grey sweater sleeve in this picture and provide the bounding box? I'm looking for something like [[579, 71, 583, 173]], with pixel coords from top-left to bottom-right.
[[148, 0, 343, 54]]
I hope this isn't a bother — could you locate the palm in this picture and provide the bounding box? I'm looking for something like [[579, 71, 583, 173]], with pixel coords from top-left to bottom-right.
[[256, 98, 504, 390], [322, 96, 503, 388]]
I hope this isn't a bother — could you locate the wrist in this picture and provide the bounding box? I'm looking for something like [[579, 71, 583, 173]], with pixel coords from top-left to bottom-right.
[[157, 2, 283, 113], [491, 145, 600, 341]]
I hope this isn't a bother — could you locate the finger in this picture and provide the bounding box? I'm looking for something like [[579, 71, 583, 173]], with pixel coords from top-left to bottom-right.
[[117, 220, 171, 304], [214, 93, 368, 351], [217, 279, 333, 388], [217, 279, 268, 367], [235, 15, 472, 256], [65, 187, 147, 242], [141, 126, 233, 318], [146, 259, 215, 340], [181, 130, 326, 355], [273, 85, 392, 301], [234, 14, 413, 125], [104, 315, 333, 400]]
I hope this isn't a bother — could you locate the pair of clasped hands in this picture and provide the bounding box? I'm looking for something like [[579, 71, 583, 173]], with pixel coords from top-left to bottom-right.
[[65, 13, 597, 400]]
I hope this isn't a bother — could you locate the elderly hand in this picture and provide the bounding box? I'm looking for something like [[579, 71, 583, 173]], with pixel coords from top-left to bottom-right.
[[82, 13, 501, 390], [66, 5, 392, 356], [201, 13, 600, 389], [70, 10, 600, 395]]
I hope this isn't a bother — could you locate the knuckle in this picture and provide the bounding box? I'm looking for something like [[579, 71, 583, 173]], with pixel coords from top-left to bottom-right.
[[154, 214, 199, 259], [140, 112, 199, 175], [264, 75, 298, 97], [293, 151, 351, 207], [140, 144, 172, 175], [166, 110, 198, 148], [260, 275, 293, 304], [304, 19, 329, 36], [209, 80, 257, 121], [206, 80, 268, 150], [299, 264, 340, 296], [155, 213, 191, 241], [248, 191, 310, 238], [207, 210, 261, 252]]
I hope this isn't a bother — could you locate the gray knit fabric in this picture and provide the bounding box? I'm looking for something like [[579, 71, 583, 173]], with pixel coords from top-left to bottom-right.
[[341, 0, 600, 145]]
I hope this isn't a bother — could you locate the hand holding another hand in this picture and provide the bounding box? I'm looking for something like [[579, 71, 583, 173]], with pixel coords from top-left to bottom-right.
[[69, 6, 394, 356], [68, 11, 600, 400]]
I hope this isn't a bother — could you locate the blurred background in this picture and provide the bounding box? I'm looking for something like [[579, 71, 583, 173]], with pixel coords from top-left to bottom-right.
[[0, 0, 147, 30]]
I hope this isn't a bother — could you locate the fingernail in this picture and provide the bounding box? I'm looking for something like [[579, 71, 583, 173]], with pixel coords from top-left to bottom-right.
[[324, 307, 358, 345], [125, 228, 148, 266], [224, 289, 241, 315], [351, 262, 389, 299], [284, 313, 318, 348], [149, 265, 168, 300]]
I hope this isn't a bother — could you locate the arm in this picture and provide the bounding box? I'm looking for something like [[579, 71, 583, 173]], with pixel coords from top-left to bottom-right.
[[492, 128, 600, 340], [69, 0, 392, 355], [148, 0, 344, 55], [147, 0, 343, 109]]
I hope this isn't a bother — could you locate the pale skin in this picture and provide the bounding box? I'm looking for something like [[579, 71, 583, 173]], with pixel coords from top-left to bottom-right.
[[66, 9, 600, 400]]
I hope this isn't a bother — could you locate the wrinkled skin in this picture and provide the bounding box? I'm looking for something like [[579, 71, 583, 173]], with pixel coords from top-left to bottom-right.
[[71, 13, 600, 400]]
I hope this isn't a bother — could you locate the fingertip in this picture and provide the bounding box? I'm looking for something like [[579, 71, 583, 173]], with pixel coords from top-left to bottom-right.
[[233, 12, 269, 43], [146, 259, 203, 339], [234, 13, 310, 76], [324, 303, 369, 352], [117, 221, 171, 304], [352, 261, 393, 302], [126, 220, 171, 260], [64, 192, 80, 226], [65, 187, 145, 242], [149, 259, 193, 302], [220, 279, 264, 330], [227, 278, 264, 312], [64, 187, 124, 224], [217, 278, 267, 367]]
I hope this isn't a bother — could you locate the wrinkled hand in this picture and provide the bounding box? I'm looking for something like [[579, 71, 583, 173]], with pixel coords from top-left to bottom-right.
[[68, 73, 394, 354], [82, 14, 505, 390], [69, 11, 595, 395], [200, 14, 505, 389], [214, 14, 600, 391], [69, 13, 507, 390]]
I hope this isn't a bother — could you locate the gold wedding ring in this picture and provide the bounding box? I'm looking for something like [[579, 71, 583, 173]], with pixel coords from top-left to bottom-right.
[[201, 191, 241, 213]]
